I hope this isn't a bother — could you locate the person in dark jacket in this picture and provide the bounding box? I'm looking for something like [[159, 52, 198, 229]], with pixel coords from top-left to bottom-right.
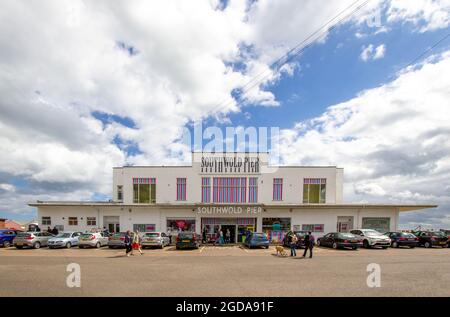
[[124, 230, 132, 257], [202, 227, 207, 244], [52, 226, 59, 235], [302, 231, 314, 258]]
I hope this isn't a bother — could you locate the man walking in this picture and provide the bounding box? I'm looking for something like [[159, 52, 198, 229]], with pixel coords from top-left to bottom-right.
[[302, 231, 314, 258], [124, 230, 132, 257], [290, 234, 298, 257]]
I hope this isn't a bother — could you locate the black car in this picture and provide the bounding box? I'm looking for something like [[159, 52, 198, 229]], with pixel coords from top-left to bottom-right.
[[384, 232, 419, 248], [316, 232, 362, 250], [283, 231, 307, 248], [414, 231, 448, 248], [176, 232, 200, 250]]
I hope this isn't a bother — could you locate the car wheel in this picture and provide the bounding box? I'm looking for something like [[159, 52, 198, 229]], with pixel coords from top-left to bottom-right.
[[96, 242, 101, 248], [332, 242, 338, 249], [33, 242, 41, 249], [66, 242, 71, 249], [316, 240, 321, 247], [392, 241, 398, 248], [3, 241, 10, 248], [363, 240, 370, 249], [424, 241, 431, 248]]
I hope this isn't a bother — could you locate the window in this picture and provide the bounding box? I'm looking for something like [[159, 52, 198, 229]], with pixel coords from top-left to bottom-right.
[[86, 217, 96, 226], [42, 216, 51, 226], [273, 178, 283, 201], [362, 217, 390, 232], [68, 217, 78, 226], [201, 178, 211, 203], [133, 224, 156, 232], [248, 177, 258, 203], [213, 177, 246, 203], [176, 178, 187, 201], [166, 219, 196, 232], [117, 185, 123, 201], [303, 178, 326, 203], [262, 218, 291, 243], [133, 178, 156, 203], [302, 224, 324, 232]]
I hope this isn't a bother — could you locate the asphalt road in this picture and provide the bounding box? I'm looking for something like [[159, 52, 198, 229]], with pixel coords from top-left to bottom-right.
[[1, 245, 449, 296]]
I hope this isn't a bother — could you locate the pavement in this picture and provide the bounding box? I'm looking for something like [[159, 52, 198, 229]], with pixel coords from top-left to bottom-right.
[[1, 245, 450, 296]]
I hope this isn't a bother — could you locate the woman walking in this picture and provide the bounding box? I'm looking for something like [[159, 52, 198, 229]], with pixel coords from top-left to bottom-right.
[[131, 231, 144, 256]]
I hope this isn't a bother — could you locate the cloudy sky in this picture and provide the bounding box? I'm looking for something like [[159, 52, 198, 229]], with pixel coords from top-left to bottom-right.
[[0, 0, 449, 228]]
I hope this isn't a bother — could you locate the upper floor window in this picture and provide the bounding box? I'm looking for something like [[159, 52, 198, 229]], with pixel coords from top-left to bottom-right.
[[303, 178, 326, 203], [133, 178, 156, 203], [176, 178, 187, 201], [86, 217, 96, 226], [202, 178, 211, 203], [213, 177, 246, 203], [117, 185, 123, 201], [273, 178, 283, 201], [42, 216, 51, 226], [68, 217, 78, 226], [248, 177, 258, 203]]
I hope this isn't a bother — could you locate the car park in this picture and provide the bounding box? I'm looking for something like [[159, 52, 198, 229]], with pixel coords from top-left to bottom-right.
[[243, 232, 270, 249], [283, 230, 307, 249], [176, 232, 200, 250], [384, 232, 419, 248], [108, 232, 127, 248], [141, 232, 170, 249], [316, 232, 362, 250], [349, 229, 391, 249], [48, 231, 82, 249], [13, 231, 54, 249], [0, 229, 18, 248], [413, 231, 448, 248], [78, 232, 109, 248]]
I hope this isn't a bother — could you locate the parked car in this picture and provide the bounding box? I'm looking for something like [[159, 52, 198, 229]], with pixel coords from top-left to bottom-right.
[[108, 232, 127, 248], [141, 232, 170, 249], [78, 232, 109, 248], [413, 231, 448, 248], [384, 232, 419, 248], [176, 232, 200, 250], [283, 231, 308, 248], [48, 231, 82, 249], [243, 232, 270, 249], [13, 231, 54, 249], [0, 229, 18, 248], [317, 232, 362, 250], [349, 229, 391, 249], [440, 230, 450, 248]]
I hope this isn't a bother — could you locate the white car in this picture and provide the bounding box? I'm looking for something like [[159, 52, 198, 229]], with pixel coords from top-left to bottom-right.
[[350, 229, 391, 249], [48, 231, 82, 249], [78, 232, 109, 248], [141, 232, 170, 248]]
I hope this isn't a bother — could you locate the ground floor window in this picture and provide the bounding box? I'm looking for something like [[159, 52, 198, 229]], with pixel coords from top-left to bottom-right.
[[201, 218, 256, 243], [68, 217, 78, 226], [262, 218, 291, 243], [86, 217, 96, 226], [41, 217, 51, 226], [362, 217, 390, 232], [133, 224, 156, 232], [301, 224, 324, 233], [167, 219, 196, 233], [55, 225, 64, 232]]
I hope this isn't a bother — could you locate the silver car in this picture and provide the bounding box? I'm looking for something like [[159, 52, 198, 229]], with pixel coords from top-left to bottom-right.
[[48, 231, 82, 249], [108, 232, 127, 249], [141, 232, 170, 248], [13, 231, 54, 249], [350, 229, 391, 249], [78, 232, 109, 248]]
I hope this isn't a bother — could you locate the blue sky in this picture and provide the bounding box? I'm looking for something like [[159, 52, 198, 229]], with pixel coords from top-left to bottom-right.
[[1, 0, 450, 228]]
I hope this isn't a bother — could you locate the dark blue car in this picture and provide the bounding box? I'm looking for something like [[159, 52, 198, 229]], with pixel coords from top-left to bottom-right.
[[384, 232, 419, 248], [0, 229, 18, 248], [244, 232, 269, 249]]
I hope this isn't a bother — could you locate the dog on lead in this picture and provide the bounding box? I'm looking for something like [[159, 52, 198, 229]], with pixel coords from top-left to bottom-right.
[[275, 245, 287, 256]]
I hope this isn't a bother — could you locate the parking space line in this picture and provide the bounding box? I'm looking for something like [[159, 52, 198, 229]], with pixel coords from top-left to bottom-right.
[[199, 246, 205, 253]]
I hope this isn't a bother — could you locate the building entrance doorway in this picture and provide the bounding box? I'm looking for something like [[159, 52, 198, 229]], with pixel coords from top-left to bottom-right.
[[337, 216, 354, 233], [104, 216, 120, 233], [220, 225, 236, 244]]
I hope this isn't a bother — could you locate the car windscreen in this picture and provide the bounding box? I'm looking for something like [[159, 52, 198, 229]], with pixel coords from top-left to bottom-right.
[[144, 233, 160, 237], [400, 233, 416, 238], [339, 233, 357, 239], [80, 234, 93, 238], [431, 232, 446, 237], [17, 232, 31, 237], [112, 233, 126, 237], [364, 230, 382, 236], [56, 233, 71, 238], [178, 233, 194, 238]]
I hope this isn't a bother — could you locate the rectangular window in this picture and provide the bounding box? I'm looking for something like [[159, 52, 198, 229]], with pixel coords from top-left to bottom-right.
[[133, 224, 156, 232], [262, 218, 291, 243], [302, 224, 324, 232], [42, 217, 51, 226], [132, 178, 156, 203], [176, 178, 187, 201], [201, 178, 211, 203], [86, 217, 96, 226], [273, 178, 283, 201], [68, 217, 78, 226], [117, 185, 123, 201], [303, 178, 326, 203], [213, 177, 246, 203], [248, 177, 258, 203], [362, 217, 390, 232]]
